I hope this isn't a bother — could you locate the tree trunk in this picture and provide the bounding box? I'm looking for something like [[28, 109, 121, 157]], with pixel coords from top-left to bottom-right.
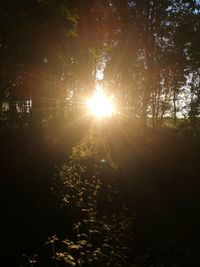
[[173, 89, 177, 126]]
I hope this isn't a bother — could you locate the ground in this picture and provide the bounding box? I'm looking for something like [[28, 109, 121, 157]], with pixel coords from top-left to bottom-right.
[[1, 118, 200, 266]]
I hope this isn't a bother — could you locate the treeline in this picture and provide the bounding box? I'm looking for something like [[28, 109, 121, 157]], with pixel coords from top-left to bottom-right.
[[0, 0, 199, 128]]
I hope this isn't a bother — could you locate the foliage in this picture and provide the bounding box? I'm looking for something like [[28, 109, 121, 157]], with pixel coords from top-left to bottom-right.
[[103, 0, 200, 125], [0, 0, 199, 130], [49, 131, 133, 266]]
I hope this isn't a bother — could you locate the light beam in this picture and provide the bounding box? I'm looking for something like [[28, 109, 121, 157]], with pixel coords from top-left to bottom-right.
[[86, 86, 115, 118]]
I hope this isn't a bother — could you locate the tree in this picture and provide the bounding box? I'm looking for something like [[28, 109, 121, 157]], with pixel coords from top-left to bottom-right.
[[103, 0, 199, 126], [0, 0, 79, 123]]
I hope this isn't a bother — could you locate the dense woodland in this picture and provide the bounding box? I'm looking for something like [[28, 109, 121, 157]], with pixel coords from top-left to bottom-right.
[[0, 0, 199, 127], [0, 0, 200, 266]]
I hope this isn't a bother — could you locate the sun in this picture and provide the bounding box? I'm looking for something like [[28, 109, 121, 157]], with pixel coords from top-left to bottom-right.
[[86, 86, 115, 118]]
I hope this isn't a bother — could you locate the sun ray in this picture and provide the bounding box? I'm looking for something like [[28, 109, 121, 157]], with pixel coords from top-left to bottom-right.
[[86, 85, 115, 118]]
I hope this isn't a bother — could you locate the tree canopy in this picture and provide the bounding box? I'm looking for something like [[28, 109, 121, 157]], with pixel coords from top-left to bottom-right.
[[0, 0, 199, 128]]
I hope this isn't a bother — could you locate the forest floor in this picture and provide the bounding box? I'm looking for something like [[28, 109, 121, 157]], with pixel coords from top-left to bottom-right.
[[1, 118, 200, 266]]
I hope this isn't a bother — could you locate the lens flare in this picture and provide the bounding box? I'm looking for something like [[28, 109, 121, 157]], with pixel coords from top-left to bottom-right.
[[86, 87, 115, 118]]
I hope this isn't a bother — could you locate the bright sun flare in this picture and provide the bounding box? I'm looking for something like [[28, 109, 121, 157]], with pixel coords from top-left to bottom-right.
[[86, 86, 115, 118]]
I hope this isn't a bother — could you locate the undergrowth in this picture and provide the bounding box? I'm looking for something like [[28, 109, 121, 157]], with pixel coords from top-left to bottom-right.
[[48, 131, 134, 266]]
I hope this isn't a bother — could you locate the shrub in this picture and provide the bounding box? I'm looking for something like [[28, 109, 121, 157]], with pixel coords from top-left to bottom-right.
[[49, 131, 134, 266]]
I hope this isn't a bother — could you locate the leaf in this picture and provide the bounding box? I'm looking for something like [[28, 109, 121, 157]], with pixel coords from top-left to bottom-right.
[[77, 239, 88, 246]]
